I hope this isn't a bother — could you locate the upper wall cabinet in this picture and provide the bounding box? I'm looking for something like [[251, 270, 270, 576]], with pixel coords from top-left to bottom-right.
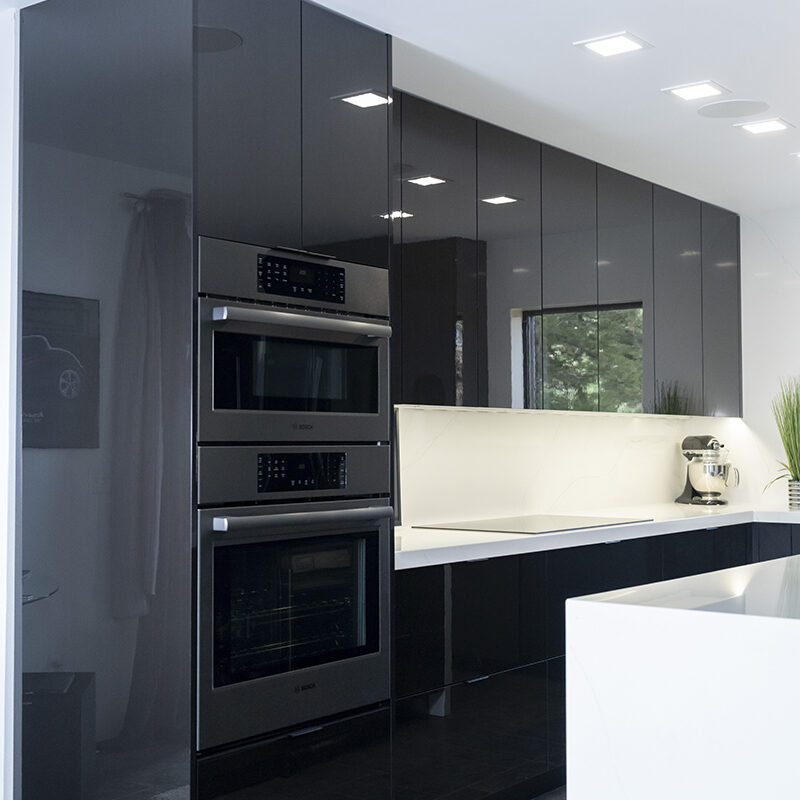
[[394, 93, 484, 407], [541, 146, 597, 309], [653, 186, 703, 415], [478, 122, 542, 409], [301, 3, 391, 267], [392, 97, 742, 417], [701, 203, 742, 416], [195, 0, 391, 266], [196, 0, 302, 250]]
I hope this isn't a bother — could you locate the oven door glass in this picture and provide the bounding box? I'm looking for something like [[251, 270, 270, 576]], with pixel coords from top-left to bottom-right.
[[213, 331, 379, 414], [213, 531, 379, 688]]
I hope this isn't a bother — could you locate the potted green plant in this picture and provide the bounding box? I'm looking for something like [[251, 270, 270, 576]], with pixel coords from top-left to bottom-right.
[[769, 377, 800, 509]]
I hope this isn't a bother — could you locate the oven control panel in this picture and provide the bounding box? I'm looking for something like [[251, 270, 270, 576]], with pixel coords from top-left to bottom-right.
[[257, 254, 345, 304], [257, 452, 347, 493]]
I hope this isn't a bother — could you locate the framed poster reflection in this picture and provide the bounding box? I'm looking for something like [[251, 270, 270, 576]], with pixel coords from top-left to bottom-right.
[[22, 291, 99, 448]]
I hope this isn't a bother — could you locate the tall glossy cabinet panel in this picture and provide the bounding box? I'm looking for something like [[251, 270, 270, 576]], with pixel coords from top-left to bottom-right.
[[653, 186, 703, 414], [396, 94, 484, 406], [541, 145, 597, 309], [20, 0, 193, 798], [597, 166, 654, 413], [701, 203, 742, 416], [478, 122, 542, 408], [301, 4, 390, 266], [195, 0, 302, 249]]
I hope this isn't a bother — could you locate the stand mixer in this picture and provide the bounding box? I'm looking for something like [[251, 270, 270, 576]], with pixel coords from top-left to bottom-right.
[[675, 435, 740, 505]]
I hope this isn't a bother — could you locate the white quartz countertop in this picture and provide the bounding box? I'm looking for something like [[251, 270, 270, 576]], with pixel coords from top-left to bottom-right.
[[394, 504, 800, 570]]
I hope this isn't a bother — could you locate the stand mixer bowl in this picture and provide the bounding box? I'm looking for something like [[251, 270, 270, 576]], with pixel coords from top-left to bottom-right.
[[687, 456, 739, 505]]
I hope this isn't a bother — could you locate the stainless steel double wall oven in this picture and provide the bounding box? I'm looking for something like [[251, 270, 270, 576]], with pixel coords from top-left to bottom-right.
[[195, 236, 392, 757]]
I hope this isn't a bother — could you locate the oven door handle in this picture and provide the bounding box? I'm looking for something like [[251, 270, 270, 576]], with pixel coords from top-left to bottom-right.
[[212, 505, 394, 532], [212, 306, 392, 339]]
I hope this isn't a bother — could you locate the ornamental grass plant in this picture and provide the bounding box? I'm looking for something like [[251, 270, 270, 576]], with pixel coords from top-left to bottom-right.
[[770, 377, 800, 486]]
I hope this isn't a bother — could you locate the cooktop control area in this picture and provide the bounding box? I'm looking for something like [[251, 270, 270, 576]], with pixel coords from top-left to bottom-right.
[[413, 513, 652, 535]]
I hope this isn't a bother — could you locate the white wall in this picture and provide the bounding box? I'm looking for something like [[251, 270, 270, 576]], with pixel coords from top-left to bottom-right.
[[740, 208, 800, 460]]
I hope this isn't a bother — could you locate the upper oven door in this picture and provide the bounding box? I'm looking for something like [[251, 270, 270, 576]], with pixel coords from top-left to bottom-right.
[[198, 298, 391, 443]]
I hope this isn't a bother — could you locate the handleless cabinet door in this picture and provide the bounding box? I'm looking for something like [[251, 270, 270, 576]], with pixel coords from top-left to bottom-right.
[[653, 187, 703, 414], [753, 523, 792, 562], [478, 122, 542, 408], [301, 4, 391, 267], [701, 202, 742, 416], [397, 94, 481, 406], [541, 146, 597, 309], [597, 166, 654, 413], [196, 0, 302, 249]]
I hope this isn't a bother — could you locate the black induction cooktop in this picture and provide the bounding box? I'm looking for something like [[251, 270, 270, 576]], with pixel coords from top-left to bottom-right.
[[413, 513, 652, 535]]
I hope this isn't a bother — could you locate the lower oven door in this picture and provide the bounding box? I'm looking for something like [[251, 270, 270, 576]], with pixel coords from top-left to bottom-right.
[[196, 499, 392, 751]]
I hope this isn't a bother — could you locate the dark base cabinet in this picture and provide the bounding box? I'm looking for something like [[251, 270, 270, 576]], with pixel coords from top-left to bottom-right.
[[546, 657, 566, 772], [661, 524, 751, 580], [752, 522, 800, 561], [194, 705, 390, 800], [393, 664, 561, 800]]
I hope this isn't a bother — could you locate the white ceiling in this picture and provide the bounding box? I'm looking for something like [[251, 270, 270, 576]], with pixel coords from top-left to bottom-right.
[[312, 0, 800, 218]]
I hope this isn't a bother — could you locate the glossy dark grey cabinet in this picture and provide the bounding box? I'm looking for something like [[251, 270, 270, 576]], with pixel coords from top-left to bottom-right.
[[393, 663, 550, 800], [597, 166, 654, 412], [393, 566, 446, 699], [195, 706, 391, 800], [545, 538, 662, 658], [395, 93, 485, 406], [301, 4, 391, 266], [653, 187, 703, 414], [701, 203, 742, 416], [21, 1, 194, 798], [451, 552, 546, 681], [546, 657, 566, 771], [196, 0, 302, 249], [661, 525, 751, 580], [196, 1, 390, 265], [478, 122, 542, 408], [541, 146, 597, 309]]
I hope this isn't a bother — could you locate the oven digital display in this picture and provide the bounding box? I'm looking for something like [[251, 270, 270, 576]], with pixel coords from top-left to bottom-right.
[[257, 253, 345, 304], [257, 452, 347, 493]]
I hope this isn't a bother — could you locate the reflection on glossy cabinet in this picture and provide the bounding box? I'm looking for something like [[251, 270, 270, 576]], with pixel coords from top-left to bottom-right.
[[392, 664, 551, 800], [195, 0, 302, 248], [653, 187, 703, 415], [301, 4, 390, 266], [701, 203, 741, 416], [541, 146, 597, 309], [478, 122, 542, 408]]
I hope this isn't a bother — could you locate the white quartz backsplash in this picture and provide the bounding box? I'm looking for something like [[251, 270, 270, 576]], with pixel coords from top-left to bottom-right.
[[395, 405, 784, 526]]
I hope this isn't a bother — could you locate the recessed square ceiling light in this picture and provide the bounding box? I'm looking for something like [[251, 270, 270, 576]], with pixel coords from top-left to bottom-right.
[[481, 195, 518, 205], [407, 176, 447, 186], [379, 210, 413, 220], [338, 91, 392, 108], [662, 80, 728, 101], [573, 31, 652, 57], [735, 118, 793, 134]]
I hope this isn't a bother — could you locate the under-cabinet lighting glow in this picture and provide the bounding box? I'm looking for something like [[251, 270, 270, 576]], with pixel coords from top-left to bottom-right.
[[407, 176, 447, 186], [663, 80, 727, 101], [735, 118, 792, 134], [481, 195, 518, 205], [573, 31, 651, 57], [339, 91, 392, 108], [380, 210, 413, 220]]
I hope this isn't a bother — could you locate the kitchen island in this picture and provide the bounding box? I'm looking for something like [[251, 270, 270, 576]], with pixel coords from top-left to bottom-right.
[[566, 555, 800, 800]]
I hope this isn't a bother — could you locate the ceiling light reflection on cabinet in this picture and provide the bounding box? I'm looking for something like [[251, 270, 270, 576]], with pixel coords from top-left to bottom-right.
[[735, 118, 793, 134], [338, 91, 392, 108], [407, 176, 447, 186], [573, 31, 652, 57], [662, 80, 728, 101], [481, 195, 518, 205], [379, 210, 413, 219]]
